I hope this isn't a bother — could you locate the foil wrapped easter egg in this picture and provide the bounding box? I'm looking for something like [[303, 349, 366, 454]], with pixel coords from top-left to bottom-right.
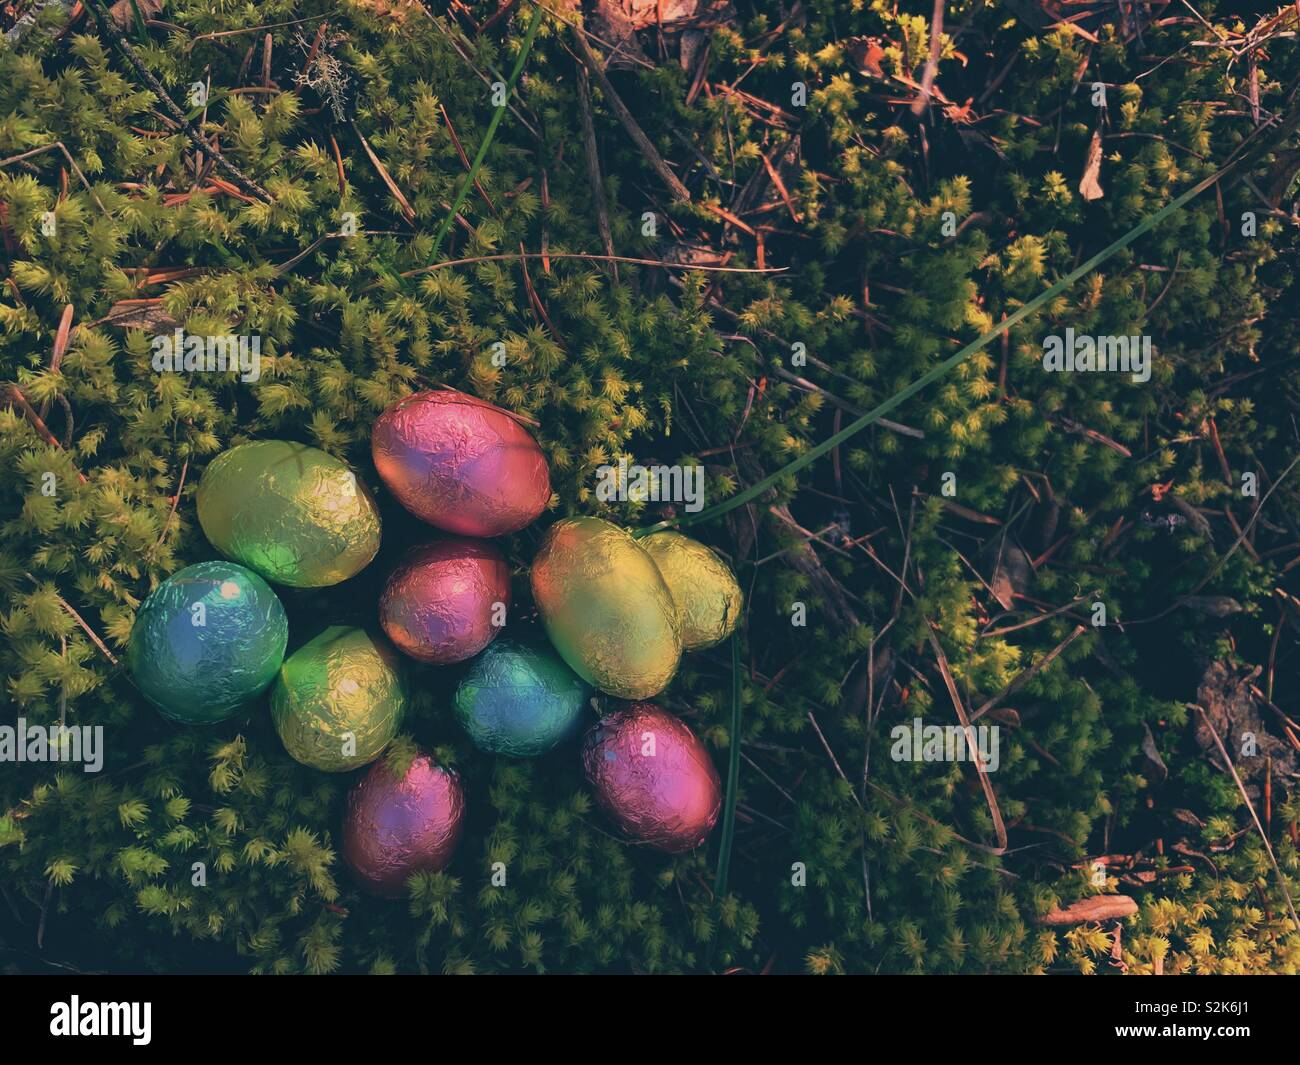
[[128, 561, 288, 724], [453, 635, 592, 757], [371, 390, 551, 537], [531, 517, 681, 700], [581, 703, 721, 853], [269, 626, 406, 772], [379, 538, 511, 664], [342, 753, 465, 897], [641, 531, 743, 650], [196, 440, 381, 587]]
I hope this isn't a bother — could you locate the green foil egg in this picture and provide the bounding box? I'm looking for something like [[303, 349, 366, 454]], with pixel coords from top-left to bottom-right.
[[641, 531, 743, 650], [530, 517, 681, 700], [453, 635, 592, 757], [270, 626, 407, 772], [196, 440, 381, 588], [128, 561, 288, 724]]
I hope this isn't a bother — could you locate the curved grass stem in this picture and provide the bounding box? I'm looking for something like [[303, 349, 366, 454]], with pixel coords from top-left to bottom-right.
[[428, 2, 545, 262], [713, 631, 743, 900], [634, 161, 1239, 539]]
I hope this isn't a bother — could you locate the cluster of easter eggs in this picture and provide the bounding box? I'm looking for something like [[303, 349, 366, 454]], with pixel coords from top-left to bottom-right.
[[127, 389, 740, 895]]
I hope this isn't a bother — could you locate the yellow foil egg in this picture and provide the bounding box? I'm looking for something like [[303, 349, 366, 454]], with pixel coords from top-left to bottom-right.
[[196, 440, 382, 588], [270, 626, 407, 772], [530, 517, 681, 700], [641, 531, 743, 650]]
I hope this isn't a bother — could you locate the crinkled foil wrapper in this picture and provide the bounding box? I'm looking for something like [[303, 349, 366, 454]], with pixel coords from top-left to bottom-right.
[[342, 754, 465, 897], [641, 531, 743, 650], [270, 626, 406, 772], [531, 517, 681, 700], [128, 561, 288, 724], [581, 703, 721, 854], [379, 538, 511, 664], [372, 390, 551, 538], [196, 440, 382, 588], [453, 635, 592, 757]]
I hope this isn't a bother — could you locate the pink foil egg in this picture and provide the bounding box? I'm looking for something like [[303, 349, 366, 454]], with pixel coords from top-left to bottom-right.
[[371, 390, 551, 538], [581, 703, 722, 854], [342, 754, 465, 898], [379, 538, 511, 664]]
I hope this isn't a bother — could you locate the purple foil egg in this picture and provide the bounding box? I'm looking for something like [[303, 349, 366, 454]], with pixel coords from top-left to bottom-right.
[[379, 538, 511, 664], [342, 754, 465, 898], [581, 703, 722, 854], [372, 390, 551, 538]]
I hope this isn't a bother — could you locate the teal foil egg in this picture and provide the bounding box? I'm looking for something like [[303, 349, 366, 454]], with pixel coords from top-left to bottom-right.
[[453, 636, 592, 757], [128, 561, 288, 724]]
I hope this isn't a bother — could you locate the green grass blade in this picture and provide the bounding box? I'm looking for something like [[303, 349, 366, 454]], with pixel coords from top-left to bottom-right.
[[713, 631, 743, 900], [127, 0, 150, 46], [183, 87, 228, 123], [428, 3, 544, 262], [634, 162, 1236, 539]]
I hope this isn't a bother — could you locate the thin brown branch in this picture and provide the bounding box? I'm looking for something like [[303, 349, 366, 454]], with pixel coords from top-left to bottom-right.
[[0, 143, 107, 213], [573, 61, 617, 279], [396, 251, 783, 281], [970, 625, 1087, 722], [82, 0, 272, 203], [926, 624, 1008, 854], [569, 24, 692, 203], [911, 0, 946, 116]]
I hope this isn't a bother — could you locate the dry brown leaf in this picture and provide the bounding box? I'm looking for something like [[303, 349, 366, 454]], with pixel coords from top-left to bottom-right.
[[610, 0, 735, 29], [107, 0, 162, 30], [987, 706, 1021, 727], [1141, 721, 1168, 784], [845, 35, 887, 79], [1079, 127, 1104, 202], [1194, 661, 1299, 783], [987, 541, 1032, 611]]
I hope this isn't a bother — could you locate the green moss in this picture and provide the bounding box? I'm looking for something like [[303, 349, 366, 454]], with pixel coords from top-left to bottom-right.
[[1, 0, 1299, 973]]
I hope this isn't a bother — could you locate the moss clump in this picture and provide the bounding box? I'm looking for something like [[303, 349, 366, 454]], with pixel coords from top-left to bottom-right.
[[2, 1, 1299, 973]]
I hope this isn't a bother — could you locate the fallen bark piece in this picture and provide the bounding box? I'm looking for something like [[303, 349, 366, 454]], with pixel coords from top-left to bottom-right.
[[1194, 660, 1298, 783], [107, 0, 160, 29], [1038, 895, 1138, 926]]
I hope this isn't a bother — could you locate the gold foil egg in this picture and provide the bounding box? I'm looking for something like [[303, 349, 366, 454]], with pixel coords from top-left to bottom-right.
[[269, 626, 407, 772], [196, 440, 382, 588], [640, 531, 743, 650], [530, 517, 681, 700]]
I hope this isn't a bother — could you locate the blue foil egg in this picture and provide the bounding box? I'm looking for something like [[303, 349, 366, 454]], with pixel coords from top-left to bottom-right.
[[453, 636, 592, 757], [128, 561, 289, 724]]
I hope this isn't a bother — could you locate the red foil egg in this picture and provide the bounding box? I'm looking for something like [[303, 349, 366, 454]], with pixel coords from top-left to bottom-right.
[[581, 703, 721, 854], [372, 390, 551, 538], [379, 538, 511, 664], [342, 754, 465, 898]]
